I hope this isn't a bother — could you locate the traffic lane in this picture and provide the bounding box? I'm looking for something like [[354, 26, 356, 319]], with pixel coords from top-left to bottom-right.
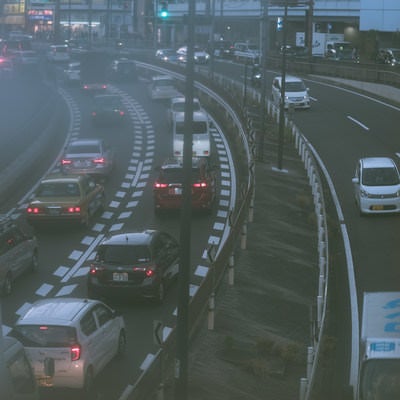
[[292, 82, 400, 295]]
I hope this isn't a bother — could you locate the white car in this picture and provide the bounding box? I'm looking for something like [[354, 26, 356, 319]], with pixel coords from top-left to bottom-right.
[[176, 46, 210, 64], [271, 75, 311, 109], [10, 297, 126, 394], [63, 61, 81, 84], [173, 110, 211, 157], [166, 96, 202, 126], [149, 75, 181, 100], [352, 157, 400, 215]]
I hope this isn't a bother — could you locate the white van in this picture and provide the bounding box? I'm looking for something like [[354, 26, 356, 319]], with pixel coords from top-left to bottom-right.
[[173, 110, 211, 157], [271, 75, 311, 109], [1, 336, 39, 399]]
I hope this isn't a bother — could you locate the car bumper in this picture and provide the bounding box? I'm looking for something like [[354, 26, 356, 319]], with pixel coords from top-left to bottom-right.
[[359, 197, 400, 214], [154, 195, 213, 210]]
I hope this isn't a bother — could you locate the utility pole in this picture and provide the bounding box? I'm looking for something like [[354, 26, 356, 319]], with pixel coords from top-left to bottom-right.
[[174, 0, 195, 398]]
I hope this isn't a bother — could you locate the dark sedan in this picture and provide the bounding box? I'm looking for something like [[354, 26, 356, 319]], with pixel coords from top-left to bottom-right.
[[91, 94, 126, 126]]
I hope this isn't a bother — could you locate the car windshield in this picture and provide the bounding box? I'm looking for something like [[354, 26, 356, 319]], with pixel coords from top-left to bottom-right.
[[155, 79, 173, 88], [362, 167, 400, 186], [160, 167, 203, 183], [285, 81, 306, 92], [176, 121, 207, 135], [97, 244, 151, 264], [67, 144, 100, 154], [36, 182, 80, 197], [11, 325, 77, 347], [173, 101, 201, 112], [95, 96, 121, 108]]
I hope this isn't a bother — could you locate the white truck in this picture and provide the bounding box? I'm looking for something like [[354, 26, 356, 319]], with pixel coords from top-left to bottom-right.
[[296, 32, 345, 57], [356, 292, 400, 399]]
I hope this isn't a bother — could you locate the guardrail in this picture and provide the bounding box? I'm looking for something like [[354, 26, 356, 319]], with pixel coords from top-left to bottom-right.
[[123, 56, 330, 400]]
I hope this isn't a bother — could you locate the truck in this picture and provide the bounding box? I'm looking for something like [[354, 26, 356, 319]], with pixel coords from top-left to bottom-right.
[[356, 292, 400, 399], [79, 50, 111, 93], [296, 32, 345, 57]]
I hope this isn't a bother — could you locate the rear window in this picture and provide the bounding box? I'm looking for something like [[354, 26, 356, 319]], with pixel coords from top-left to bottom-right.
[[97, 244, 151, 264], [11, 325, 77, 347], [176, 121, 208, 135], [67, 144, 101, 154], [160, 167, 202, 183], [285, 81, 306, 92], [36, 182, 80, 197], [362, 167, 400, 186]]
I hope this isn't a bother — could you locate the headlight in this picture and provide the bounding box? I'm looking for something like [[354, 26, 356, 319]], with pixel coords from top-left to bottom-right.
[[360, 189, 370, 198]]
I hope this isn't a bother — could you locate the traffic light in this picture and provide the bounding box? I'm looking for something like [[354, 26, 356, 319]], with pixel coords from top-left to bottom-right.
[[160, 2, 168, 18]]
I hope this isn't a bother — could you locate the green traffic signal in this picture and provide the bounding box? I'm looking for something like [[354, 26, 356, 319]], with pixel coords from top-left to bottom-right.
[[160, 2, 168, 18]]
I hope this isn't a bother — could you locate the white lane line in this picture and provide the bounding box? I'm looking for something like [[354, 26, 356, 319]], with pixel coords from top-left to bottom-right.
[[61, 234, 104, 283], [347, 115, 370, 130]]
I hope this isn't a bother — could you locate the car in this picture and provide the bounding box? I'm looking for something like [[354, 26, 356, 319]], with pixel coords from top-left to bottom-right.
[[155, 48, 178, 62], [108, 58, 137, 82], [149, 74, 181, 100], [172, 110, 211, 157], [91, 94, 126, 125], [352, 157, 400, 215], [46, 44, 70, 62], [60, 138, 115, 179], [87, 230, 180, 303], [9, 297, 126, 394], [63, 61, 81, 85], [66, 39, 89, 55], [81, 81, 108, 95], [9, 50, 39, 72], [166, 96, 202, 126], [233, 42, 260, 63], [207, 40, 234, 59], [26, 173, 105, 227], [376, 48, 400, 66], [2, 336, 39, 399], [176, 45, 210, 64], [271, 75, 311, 110], [0, 215, 38, 296], [153, 157, 217, 212], [251, 64, 262, 87], [0, 57, 14, 79]]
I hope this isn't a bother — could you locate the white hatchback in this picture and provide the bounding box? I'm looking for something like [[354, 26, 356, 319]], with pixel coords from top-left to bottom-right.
[[149, 75, 181, 100], [166, 96, 202, 126], [352, 157, 400, 215], [10, 297, 126, 395]]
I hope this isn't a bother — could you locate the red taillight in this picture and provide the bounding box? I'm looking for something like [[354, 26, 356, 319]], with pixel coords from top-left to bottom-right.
[[71, 344, 81, 361], [102, 84, 107, 89], [193, 182, 207, 188], [133, 266, 155, 277], [89, 264, 104, 275], [93, 157, 105, 164], [61, 159, 72, 165], [154, 182, 168, 189], [91, 111, 97, 116], [119, 111, 125, 116], [67, 206, 81, 213], [27, 207, 40, 214]]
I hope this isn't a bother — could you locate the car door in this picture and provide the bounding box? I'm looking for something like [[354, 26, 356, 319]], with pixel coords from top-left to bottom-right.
[[82, 176, 103, 217], [156, 233, 179, 283], [353, 162, 361, 202], [92, 304, 119, 365]]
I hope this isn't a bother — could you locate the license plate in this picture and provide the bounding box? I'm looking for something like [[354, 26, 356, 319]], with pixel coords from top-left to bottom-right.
[[169, 188, 182, 195], [372, 205, 384, 210], [48, 207, 61, 216], [113, 272, 128, 281], [74, 160, 90, 167]]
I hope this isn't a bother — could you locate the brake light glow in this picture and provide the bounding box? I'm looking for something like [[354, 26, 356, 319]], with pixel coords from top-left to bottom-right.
[[67, 206, 81, 213], [93, 157, 105, 164], [91, 111, 97, 116], [61, 159, 72, 165], [133, 266, 155, 277], [119, 111, 125, 116], [89, 264, 105, 275], [154, 182, 168, 188], [193, 182, 207, 188], [27, 207, 40, 214], [102, 84, 107, 89], [71, 345, 81, 361]]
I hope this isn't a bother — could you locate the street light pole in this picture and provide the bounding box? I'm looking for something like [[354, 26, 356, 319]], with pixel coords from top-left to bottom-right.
[[277, 0, 288, 170]]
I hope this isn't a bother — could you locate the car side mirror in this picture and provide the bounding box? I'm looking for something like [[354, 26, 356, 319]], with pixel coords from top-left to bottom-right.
[[352, 177, 359, 184]]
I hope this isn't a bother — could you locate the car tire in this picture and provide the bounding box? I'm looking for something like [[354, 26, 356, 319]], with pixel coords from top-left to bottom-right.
[[2, 273, 12, 296], [30, 251, 39, 272], [81, 367, 95, 400], [116, 330, 126, 357]]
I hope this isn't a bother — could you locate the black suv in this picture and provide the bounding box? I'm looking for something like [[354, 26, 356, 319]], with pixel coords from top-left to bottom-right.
[[0, 215, 38, 295], [87, 230, 180, 303]]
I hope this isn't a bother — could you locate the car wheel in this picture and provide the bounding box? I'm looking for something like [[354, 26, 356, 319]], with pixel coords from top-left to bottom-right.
[[30, 251, 39, 272], [81, 367, 95, 399], [116, 330, 126, 357], [2, 273, 12, 296]]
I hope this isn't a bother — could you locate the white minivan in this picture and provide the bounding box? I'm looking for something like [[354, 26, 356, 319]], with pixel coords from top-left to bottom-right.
[[172, 110, 211, 157], [271, 75, 310, 109]]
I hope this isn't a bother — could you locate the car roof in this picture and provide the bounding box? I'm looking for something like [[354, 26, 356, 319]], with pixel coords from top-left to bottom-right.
[[161, 157, 207, 170], [274, 75, 304, 83], [68, 138, 102, 146], [360, 157, 397, 169], [100, 230, 158, 246], [16, 298, 97, 326], [152, 74, 173, 81], [41, 173, 88, 184], [174, 110, 208, 122]]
